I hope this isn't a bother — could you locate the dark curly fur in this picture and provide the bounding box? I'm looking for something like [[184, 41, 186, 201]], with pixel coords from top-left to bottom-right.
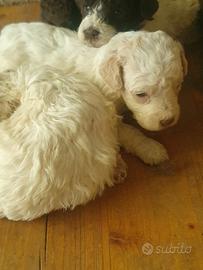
[[40, 0, 81, 28], [40, 0, 159, 30]]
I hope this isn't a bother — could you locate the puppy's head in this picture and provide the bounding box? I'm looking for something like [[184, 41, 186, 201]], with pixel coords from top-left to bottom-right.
[[77, 0, 159, 47], [99, 31, 188, 131]]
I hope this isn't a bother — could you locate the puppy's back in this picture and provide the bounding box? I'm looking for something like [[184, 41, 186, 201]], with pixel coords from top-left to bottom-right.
[[0, 22, 78, 72], [0, 66, 118, 220]]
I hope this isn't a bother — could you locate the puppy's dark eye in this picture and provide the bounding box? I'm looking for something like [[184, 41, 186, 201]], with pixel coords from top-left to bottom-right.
[[84, 5, 91, 11], [136, 92, 148, 98], [135, 92, 149, 103]]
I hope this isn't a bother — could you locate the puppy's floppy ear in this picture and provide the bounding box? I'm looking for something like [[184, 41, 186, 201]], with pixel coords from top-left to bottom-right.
[[177, 42, 188, 76], [140, 0, 159, 19], [99, 53, 124, 92]]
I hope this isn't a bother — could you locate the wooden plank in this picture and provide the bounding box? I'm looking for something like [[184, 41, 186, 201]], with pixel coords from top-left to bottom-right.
[[45, 202, 105, 270], [0, 216, 46, 270], [0, 3, 40, 28]]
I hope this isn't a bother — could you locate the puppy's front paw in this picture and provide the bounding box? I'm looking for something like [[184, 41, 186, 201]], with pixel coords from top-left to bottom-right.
[[138, 139, 169, 166], [114, 155, 128, 183]]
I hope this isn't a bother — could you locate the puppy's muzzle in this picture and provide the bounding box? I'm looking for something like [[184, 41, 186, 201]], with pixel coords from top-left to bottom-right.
[[160, 117, 175, 128], [83, 27, 100, 40]]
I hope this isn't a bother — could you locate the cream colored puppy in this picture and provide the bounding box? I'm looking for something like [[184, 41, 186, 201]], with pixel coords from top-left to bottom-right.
[[143, 0, 200, 42], [0, 23, 187, 165], [0, 66, 128, 221]]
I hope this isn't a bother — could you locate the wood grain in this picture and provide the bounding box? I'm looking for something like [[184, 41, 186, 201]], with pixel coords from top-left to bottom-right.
[[0, 3, 40, 28], [0, 3, 203, 270], [0, 216, 46, 270]]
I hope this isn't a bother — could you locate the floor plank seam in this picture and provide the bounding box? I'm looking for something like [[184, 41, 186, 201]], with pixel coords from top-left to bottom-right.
[[38, 253, 42, 270], [44, 215, 48, 266]]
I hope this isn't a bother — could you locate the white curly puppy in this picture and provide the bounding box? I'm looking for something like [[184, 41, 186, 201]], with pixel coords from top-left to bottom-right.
[[0, 66, 129, 220], [0, 23, 187, 166]]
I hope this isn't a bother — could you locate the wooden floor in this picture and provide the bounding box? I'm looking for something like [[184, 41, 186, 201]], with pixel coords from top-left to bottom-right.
[[0, 3, 203, 270]]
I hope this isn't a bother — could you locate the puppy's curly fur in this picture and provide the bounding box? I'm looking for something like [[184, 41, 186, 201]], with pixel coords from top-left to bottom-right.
[[0, 67, 124, 220], [40, 0, 158, 30], [40, 0, 201, 47]]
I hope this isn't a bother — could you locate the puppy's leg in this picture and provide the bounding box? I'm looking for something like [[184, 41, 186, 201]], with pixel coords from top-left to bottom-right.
[[118, 122, 169, 165]]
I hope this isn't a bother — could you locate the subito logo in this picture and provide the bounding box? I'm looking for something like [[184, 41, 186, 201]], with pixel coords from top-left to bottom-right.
[[142, 242, 154, 256]]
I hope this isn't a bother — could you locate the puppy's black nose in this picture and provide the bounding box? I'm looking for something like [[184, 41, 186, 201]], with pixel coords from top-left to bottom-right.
[[160, 117, 175, 128], [83, 27, 100, 40]]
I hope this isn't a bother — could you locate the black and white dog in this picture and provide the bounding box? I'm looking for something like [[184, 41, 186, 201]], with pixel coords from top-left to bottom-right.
[[76, 0, 161, 47], [41, 0, 201, 47], [41, 0, 159, 47]]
